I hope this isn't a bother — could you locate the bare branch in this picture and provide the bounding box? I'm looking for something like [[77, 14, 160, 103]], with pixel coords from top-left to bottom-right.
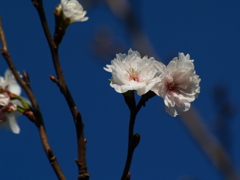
[[31, 1, 89, 179], [0, 17, 66, 180]]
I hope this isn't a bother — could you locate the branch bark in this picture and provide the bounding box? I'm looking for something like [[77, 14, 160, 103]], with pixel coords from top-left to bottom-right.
[[0, 17, 66, 180], [31, 1, 89, 179]]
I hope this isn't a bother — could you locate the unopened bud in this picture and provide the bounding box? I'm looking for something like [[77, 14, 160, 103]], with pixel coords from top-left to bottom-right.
[[49, 75, 58, 83], [23, 70, 30, 84], [131, 133, 140, 149], [126, 172, 131, 180], [23, 109, 36, 122]]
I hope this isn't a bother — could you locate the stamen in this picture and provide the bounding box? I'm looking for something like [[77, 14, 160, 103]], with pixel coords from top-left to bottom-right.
[[129, 68, 140, 82]]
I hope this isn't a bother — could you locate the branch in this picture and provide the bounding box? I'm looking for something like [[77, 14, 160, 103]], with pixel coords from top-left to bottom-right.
[[0, 17, 66, 180], [121, 91, 155, 180], [31, 1, 89, 179]]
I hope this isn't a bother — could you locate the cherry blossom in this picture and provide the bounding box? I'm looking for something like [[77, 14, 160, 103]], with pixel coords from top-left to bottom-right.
[[0, 70, 22, 134], [61, 0, 88, 23], [104, 49, 163, 95], [151, 53, 201, 117]]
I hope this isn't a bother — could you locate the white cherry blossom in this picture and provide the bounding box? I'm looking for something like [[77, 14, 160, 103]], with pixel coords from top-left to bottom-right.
[[61, 0, 88, 23], [104, 49, 163, 95], [151, 53, 201, 117], [0, 69, 22, 134]]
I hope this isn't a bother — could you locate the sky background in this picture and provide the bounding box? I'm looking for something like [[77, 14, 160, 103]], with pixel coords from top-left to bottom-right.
[[1, 0, 240, 180]]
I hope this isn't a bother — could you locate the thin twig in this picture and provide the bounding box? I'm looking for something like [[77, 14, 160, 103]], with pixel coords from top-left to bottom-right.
[[0, 17, 66, 180], [31, 1, 89, 179], [121, 91, 155, 180]]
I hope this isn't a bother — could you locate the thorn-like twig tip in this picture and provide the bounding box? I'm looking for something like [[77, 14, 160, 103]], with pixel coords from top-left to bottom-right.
[[23, 70, 30, 83], [49, 75, 58, 83], [127, 172, 131, 180]]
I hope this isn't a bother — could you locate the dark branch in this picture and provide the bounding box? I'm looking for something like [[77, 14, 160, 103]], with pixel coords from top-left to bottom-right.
[[121, 91, 155, 180], [0, 17, 66, 180], [31, 1, 89, 179]]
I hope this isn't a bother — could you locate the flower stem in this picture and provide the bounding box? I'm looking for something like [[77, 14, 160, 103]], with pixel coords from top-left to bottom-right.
[[121, 91, 155, 180]]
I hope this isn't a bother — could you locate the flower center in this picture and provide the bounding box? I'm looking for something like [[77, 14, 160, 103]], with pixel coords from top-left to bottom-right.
[[167, 81, 178, 93], [129, 69, 140, 82]]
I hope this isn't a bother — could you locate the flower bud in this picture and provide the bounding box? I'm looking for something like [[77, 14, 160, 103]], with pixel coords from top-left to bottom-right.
[[131, 133, 140, 149]]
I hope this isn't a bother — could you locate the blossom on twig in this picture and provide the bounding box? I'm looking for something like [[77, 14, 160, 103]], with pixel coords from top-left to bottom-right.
[[61, 0, 88, 24], [0, 69, 23, 134], [151, 53, 201, 117], [104, 49, 163, 95], [54, 0, 88, 45]]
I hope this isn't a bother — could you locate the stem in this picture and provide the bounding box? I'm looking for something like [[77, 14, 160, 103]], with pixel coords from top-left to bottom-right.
[[121, 91, 155, 180]]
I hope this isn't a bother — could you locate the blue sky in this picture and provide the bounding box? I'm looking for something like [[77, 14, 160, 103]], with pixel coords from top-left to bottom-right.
[[0, 0, 240, 180]]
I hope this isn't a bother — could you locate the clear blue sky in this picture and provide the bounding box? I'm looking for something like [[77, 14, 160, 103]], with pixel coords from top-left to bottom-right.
[[1, 0, 240, 179]]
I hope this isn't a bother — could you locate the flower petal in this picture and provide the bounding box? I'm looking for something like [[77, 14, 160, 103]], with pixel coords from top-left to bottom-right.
[[7, 83, 21, 95], [4, 113, 20, 134]]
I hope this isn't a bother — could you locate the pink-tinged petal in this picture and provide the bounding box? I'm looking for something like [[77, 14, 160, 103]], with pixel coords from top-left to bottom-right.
[[173, 94, 191, 112], [164, 93, 175, 107], [0, 92, 10, 106], [153, 53, 200, 117], [151, 82, 162, 97]]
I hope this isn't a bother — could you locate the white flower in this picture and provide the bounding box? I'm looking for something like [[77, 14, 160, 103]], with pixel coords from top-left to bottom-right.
[[151, 53, 201, 117], [61, 0, 88, 23], [104, 49, 163, 95], [0, 92, 11, 107], [0, 69, 22, 134]]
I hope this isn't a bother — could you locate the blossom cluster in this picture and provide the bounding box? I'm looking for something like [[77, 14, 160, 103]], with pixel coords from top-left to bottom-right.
[[104, 49, 201, 117], [0, 70, 24, 134]]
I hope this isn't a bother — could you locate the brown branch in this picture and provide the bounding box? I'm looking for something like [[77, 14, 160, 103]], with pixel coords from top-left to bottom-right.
[[121, 91, 155, 180], [0, 17, 66, 180], [31, 1, 89, 179]]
